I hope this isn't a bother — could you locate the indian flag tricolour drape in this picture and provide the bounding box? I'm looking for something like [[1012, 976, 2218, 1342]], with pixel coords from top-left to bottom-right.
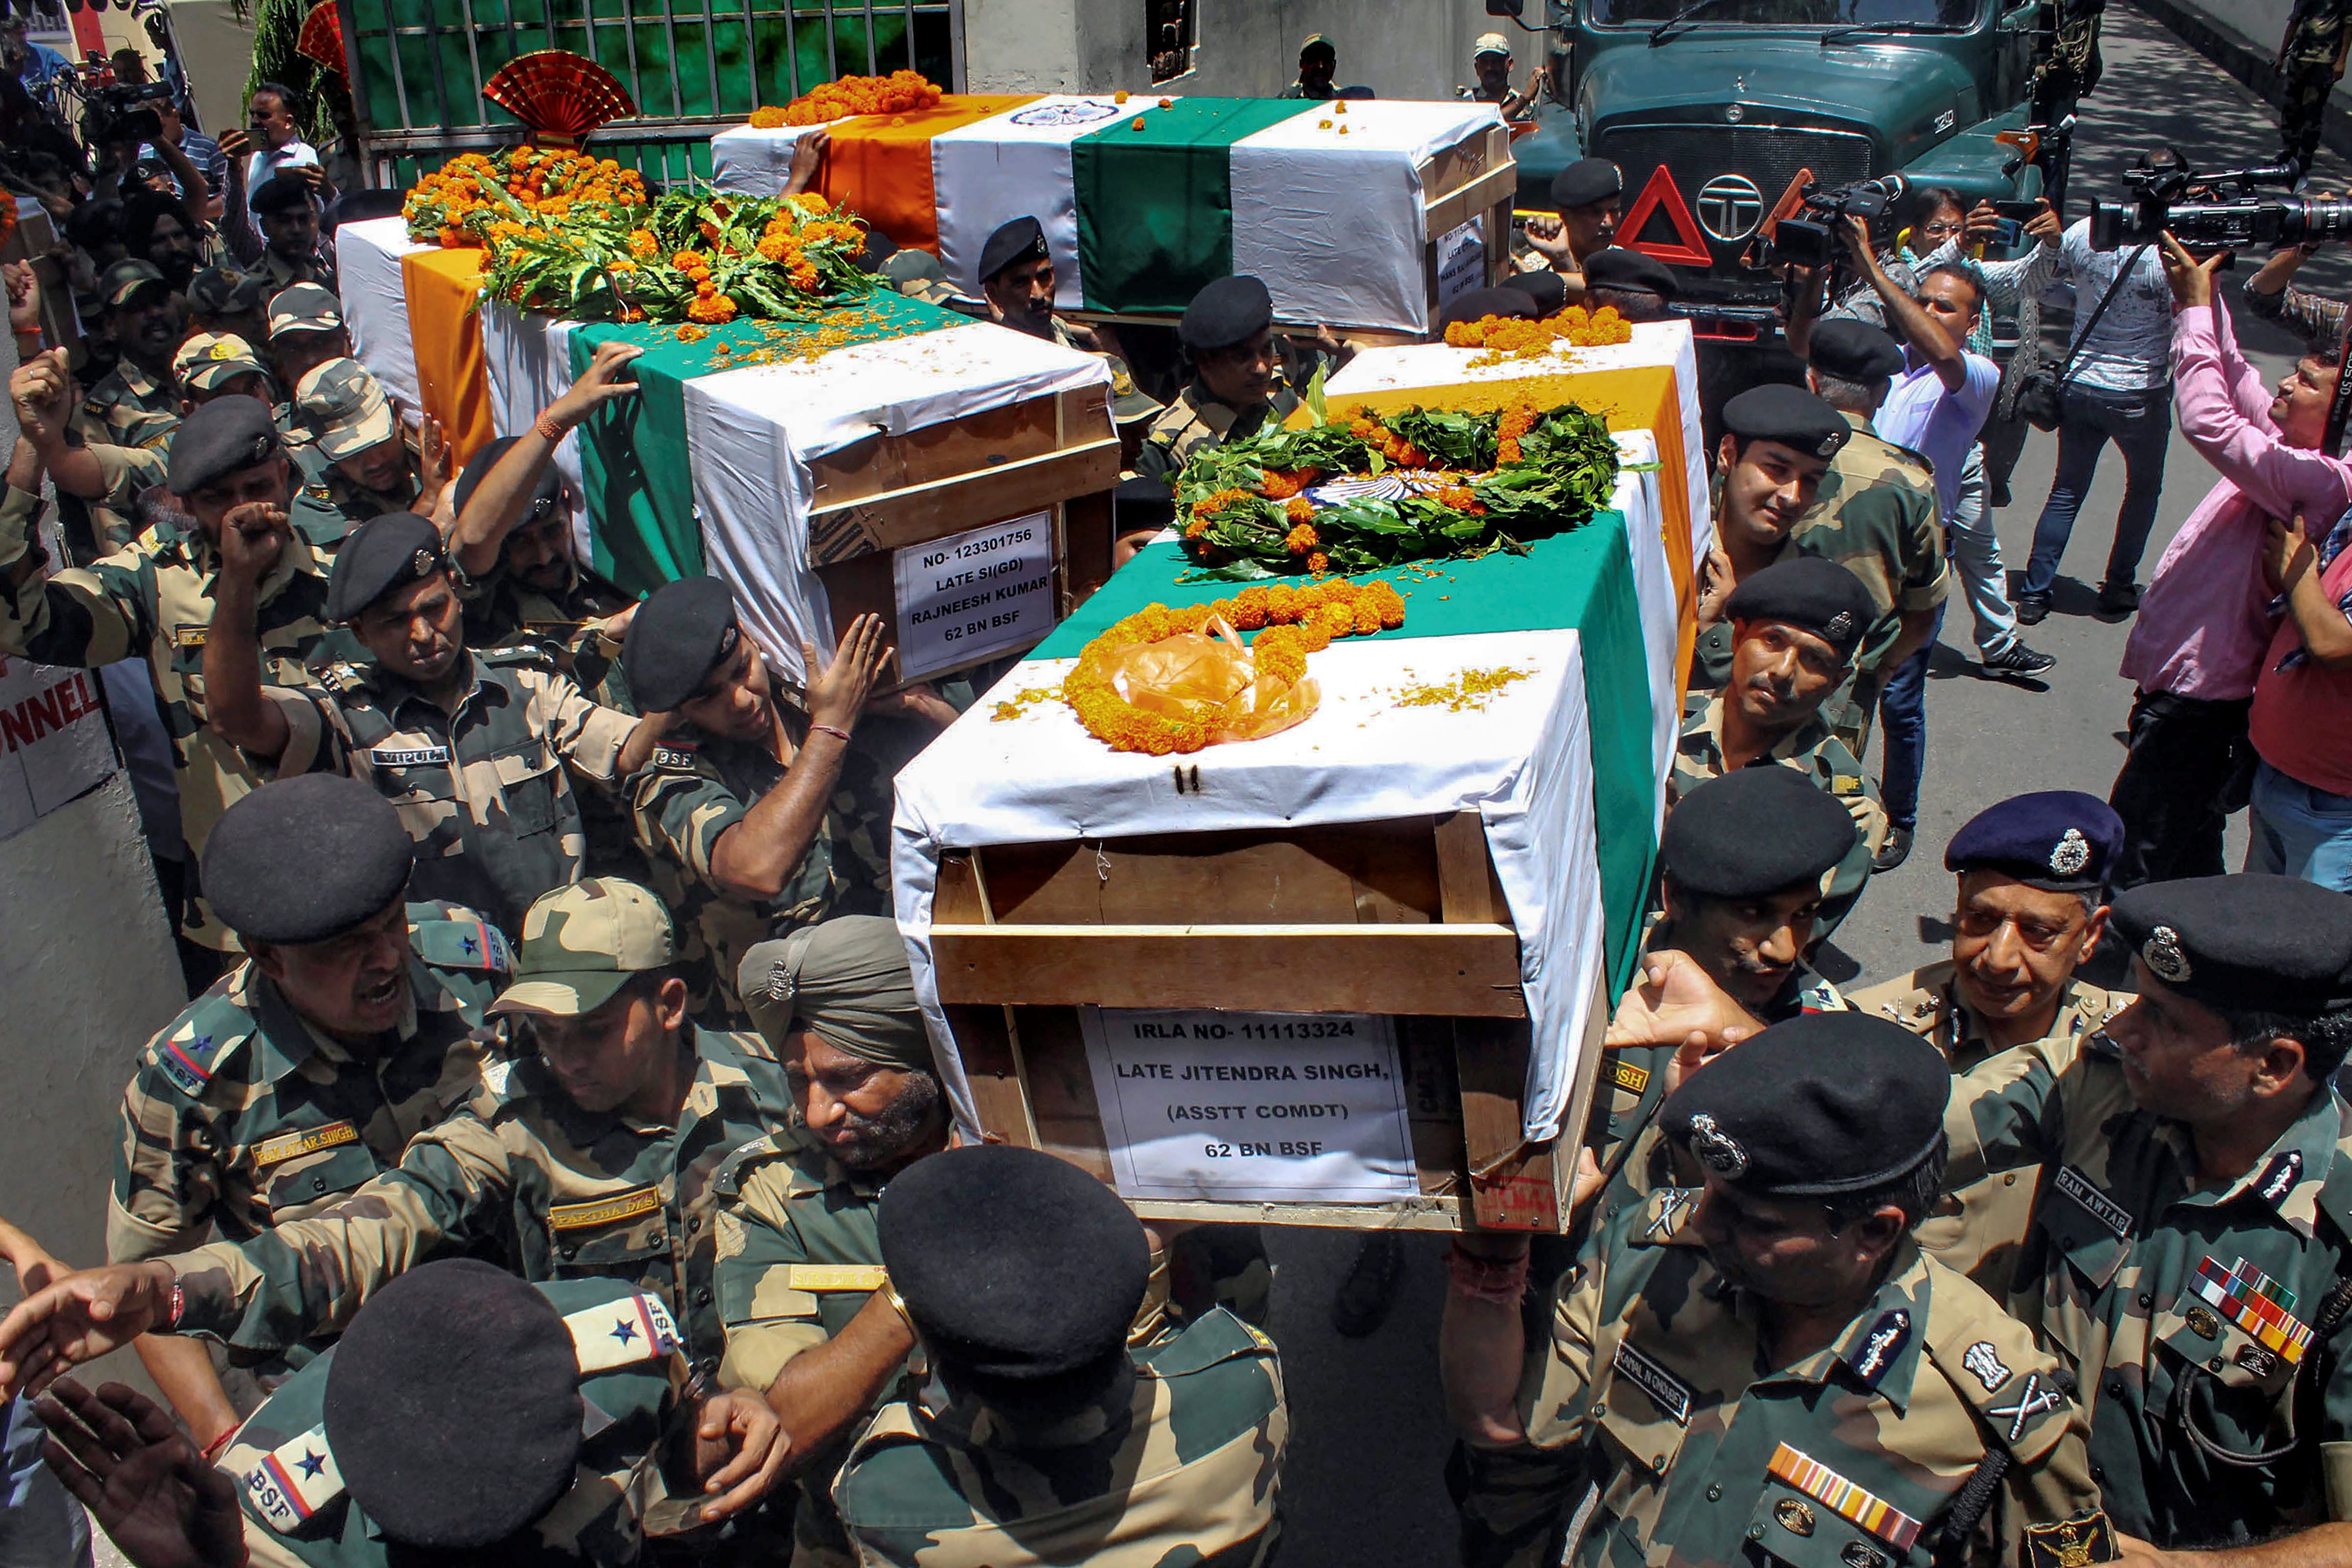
[[713, 94, 1504, 333]]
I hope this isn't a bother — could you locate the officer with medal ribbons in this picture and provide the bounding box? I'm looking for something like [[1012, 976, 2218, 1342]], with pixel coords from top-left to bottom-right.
[[23, 1259, 786, 1568], [1444, 1011, 2118, 1568], [100, 776, 506, 1457], [203, 509, 662, 937], [1938, 875, 2352, 1556]]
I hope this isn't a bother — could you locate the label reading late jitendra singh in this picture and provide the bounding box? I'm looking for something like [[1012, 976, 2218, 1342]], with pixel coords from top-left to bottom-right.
[[1080, 1009, 1418, 1203]]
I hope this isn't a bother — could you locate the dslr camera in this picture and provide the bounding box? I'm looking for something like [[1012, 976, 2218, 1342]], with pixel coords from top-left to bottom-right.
[[1761, 174, 1910, 270], [2088, 161, 2352, 251]]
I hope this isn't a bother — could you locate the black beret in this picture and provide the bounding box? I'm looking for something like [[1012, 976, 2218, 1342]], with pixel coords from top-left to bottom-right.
[[1114, 474, 1175, 535], [1582, 245, 1681, 301], [624, 575, 741, 713], [1723, 556, 1876, 662], [323, 1261, 582, 1549], [1721, 384, 1851, 460], [1180, 274, 1274, 352], [1945, 790, 2123, 893], [1663, 1011, 1950, 1195], [451, 435, 562, 522], [857, 226, 900, 271], [200, 775, 414, 944], [979, 215, 1049, 284], [167, 394, 283, 494], [249, 171, 316, 216], [2109, 874, 2352, 1016], [879, 1145, 1149, 1385], [1551, 156, 1622, 211], [1501, 268, 1568, 316], [1663, 767, 1858, 900], [1805, 317, 1906, 383], [1439, 285, 1540, 333], [325, 512, 447, 623]]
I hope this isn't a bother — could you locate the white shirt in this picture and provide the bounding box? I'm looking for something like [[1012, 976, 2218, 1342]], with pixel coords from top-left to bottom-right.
[[244, 138, 318, 213], [2041, 218, 2173, 394], [1879, 350, 1999, 522]]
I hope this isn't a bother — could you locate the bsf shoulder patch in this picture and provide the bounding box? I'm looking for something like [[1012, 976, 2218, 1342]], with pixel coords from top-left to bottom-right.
[[1612, 1340, 1694, 1425], [651, 744, 699, 772], [1765, 1443, 1922, 1551], [2025, 1514, 2121, 1568], [242, 1423, 345, 1533], [153, 1023, 247, 1098], [565, 1291, 684, 1376]]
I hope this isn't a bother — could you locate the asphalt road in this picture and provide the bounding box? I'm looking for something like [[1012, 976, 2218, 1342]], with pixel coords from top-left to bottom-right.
[[1265, 6, 2352, 1561]]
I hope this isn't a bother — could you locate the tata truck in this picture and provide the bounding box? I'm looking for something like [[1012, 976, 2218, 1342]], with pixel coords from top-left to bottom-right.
[[1497, 0, 2067, 343]]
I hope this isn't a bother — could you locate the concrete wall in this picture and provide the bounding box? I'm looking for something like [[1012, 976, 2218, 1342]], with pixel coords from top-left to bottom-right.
[[0, 775, 185, 1391], [966, 0, 1525, 102]]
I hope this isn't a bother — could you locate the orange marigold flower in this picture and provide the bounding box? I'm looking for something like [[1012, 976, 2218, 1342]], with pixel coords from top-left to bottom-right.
[[749, 105, 788, 128], [1132, 117, 1148, 130], [1284, 523, 1318, 557], [1114, 89, 1130, 103], [1259, 469, 1302, 500], [675, 324, 708, 342], [670, 249, 708, 272], [1308, 552, 1330, 574], [1285, 496, 1314, 523], [1353, 603, 1384, 635]]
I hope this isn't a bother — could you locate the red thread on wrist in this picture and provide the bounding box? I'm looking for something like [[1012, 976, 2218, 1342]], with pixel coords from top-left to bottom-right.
[[809, 723, 851, 743], [199, 1426, 236, 1463], [166, 1276, 185, 1331]]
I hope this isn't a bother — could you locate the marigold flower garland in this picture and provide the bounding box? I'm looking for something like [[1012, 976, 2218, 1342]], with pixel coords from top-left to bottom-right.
[[403, 147, 647, 248], [1064, 579, 1407, 755], [1442, 304, 1633, 366], [1174, 397, 1621, 579], [751, 69, 945, 127]]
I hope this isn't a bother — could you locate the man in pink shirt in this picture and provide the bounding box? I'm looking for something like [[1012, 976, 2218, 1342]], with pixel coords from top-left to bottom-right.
[[2250, 501, 2352, 888], [2109, 235, 2352, 890]]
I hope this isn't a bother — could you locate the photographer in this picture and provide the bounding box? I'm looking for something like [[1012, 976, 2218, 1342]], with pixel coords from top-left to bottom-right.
[[136, 93, 227, 220], [2108, 234, 2352, 891], [2242, 229, 2348, 351], [2014, 147, 2184, 626]]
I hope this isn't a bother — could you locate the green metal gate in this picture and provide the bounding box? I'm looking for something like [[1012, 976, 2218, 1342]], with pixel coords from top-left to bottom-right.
[[345, 0, 964, 185]]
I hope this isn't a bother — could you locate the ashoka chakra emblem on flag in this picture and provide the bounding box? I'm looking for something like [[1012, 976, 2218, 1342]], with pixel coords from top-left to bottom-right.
[[1009, 100, 1126, 126]]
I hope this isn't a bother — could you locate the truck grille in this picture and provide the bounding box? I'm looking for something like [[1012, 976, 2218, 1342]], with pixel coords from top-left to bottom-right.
[[1595, 122, 1877, 242]]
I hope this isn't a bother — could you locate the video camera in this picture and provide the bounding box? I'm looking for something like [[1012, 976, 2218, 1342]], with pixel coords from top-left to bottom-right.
[[84, 80, 171, 149], [2088, 161, 2352, 252], [1761, 174, 1909, 270]]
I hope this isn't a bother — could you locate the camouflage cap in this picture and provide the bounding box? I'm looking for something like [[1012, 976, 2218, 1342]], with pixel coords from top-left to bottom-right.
[[297, 356, 397, 461], [268, 281, 344, 339], [172, 331, 271, 392], [1106, 353, 1163, 425], [186, 266, 271, 318], [98, 258, 170, 310], [1472, 30, 1511, 56], [488, 878, 677, 1018]]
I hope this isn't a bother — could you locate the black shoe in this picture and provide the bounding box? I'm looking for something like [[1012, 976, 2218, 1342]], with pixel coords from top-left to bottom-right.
[[1981, 641, 2056, 681], [2014, 591, 2051, 626], [1330, 1231, 1403, 1339], [1873, 825, 1914, 874], [2096, 580, 2140, 619]]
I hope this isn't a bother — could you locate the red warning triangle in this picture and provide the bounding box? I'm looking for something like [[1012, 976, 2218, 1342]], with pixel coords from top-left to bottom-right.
[[1617, 161, 1714, 268]]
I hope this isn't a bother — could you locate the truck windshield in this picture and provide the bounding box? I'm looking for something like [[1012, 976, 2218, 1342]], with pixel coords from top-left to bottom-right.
[[1591, 0, 1983, 26]]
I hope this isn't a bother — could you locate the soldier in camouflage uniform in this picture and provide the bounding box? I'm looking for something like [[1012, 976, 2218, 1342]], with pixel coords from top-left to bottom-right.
[[21, 1261, 785, 1568], [833, 1145, 1288, 1568], [1591, 768, 1859, 1187], [974, 216, 1164, 453], [248, 171, 337, 294], [623, 577, 903, 1024], [1674, 559, 1888, 921], [0, 391, 360, 952], [2279, 0, 2352, 173], [186, 264, 273, 348], [1444, 1013, 2118, 1568], [76, 259, 183, 457], [264, 286, 351, 415], [59, 881, 801, 1401], [104, 776, 504, 1451], [8, 342, 172, 562], [1694, 380, 1947, 758], [294, 358, 442, 525], [173, 330, 277, 414], [205, 512, 657, 937], [1938, 874, 2352, 1550], [1854, 793, 2126, 1296], [1134, 274, 1343, 484]]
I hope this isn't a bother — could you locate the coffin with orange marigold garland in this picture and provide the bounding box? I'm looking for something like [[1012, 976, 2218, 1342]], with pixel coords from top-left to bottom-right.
[[887, 323, 1708, 1234]]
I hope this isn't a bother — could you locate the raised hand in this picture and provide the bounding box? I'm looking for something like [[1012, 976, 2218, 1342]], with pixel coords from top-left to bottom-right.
[[216, 503, 290, 588], [802, 613, 892, 734], [0, 1262, 176, 1402], [38, 1379, 246, 1568]]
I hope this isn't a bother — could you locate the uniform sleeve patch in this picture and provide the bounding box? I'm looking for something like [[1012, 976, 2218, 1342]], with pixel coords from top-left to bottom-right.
[[1960, 1340, 2012, 1392], [1987, 1371, 2067, 1442], [566, 1291, 684, 1376], [242, 1424, 344, 1533], [1609, 1056, 1651, 1095], [652, 744, 699, 771], [2024, 1514, 2120, 1568]]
